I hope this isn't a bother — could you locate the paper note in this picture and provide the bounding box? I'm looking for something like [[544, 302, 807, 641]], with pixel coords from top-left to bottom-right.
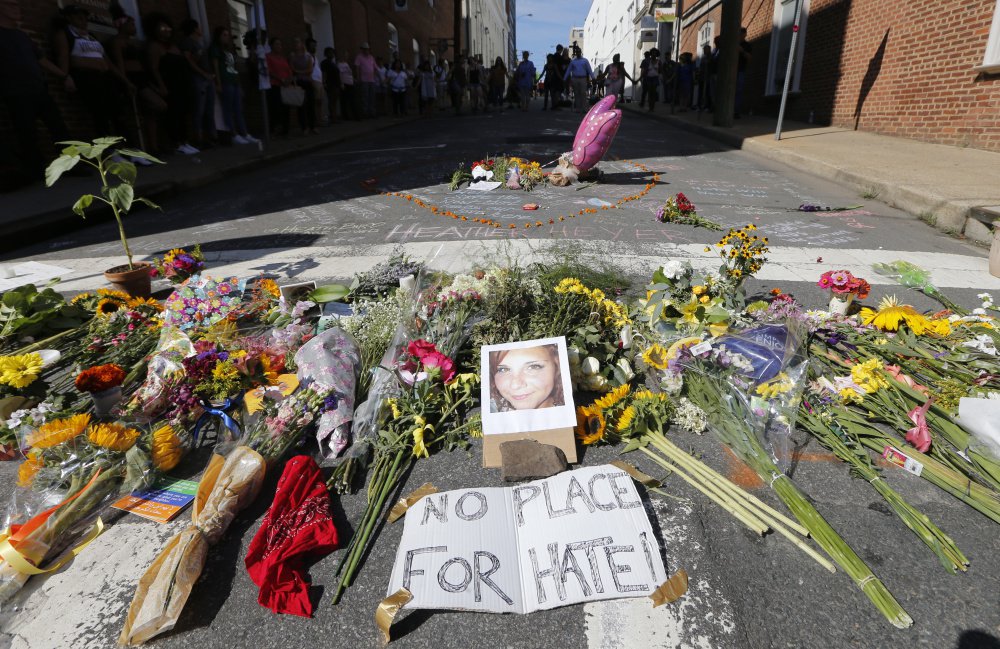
[[112, 477, 199, 523]]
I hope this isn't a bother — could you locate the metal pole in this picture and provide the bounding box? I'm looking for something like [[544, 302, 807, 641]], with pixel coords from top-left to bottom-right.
[[774, 0, 803, 140]]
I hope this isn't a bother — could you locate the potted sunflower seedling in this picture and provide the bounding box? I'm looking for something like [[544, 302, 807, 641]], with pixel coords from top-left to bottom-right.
[[45, 137, 163, 297]]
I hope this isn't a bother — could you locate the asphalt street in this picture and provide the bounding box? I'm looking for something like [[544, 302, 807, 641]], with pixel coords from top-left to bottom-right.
[[1, 101, 999, 649]]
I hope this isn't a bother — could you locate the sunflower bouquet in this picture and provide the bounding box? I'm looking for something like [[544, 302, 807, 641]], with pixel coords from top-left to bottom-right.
[[1, 414, 188, 605]]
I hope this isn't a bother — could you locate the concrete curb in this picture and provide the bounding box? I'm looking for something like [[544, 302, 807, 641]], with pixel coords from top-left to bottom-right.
[[622, 104, 995, 246], [8, 115, 420, 245]]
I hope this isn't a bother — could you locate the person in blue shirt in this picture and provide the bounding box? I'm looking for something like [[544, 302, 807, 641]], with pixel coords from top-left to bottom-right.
[[562, 47, 593, 113], [514, 51, 535, 112]]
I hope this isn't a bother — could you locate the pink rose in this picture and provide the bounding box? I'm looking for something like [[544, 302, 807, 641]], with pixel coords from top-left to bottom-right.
[[420, 351, 455, 383]]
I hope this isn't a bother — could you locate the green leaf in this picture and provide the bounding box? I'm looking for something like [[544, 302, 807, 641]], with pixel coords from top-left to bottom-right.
[[309, 284, 350, 303], [45, 155, 80, 187], [81, 142, 113, 160], [108, 184, 134, 214], [107, 160, 137, 185], [72, 194, 94, 217], [94, 136, 125, 145], [134, 197, 161, 210], [117, 148, 165, 165]]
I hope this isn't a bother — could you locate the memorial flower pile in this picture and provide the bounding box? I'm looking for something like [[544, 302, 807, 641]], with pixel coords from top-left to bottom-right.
[[7, 226, 1000, 641]]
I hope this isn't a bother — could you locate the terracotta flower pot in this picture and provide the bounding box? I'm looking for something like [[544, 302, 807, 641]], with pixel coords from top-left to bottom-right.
[[104, 262, 152, 298]]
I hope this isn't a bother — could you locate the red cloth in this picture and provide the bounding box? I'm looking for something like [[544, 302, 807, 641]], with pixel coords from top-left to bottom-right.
[[245, 455, 338, 617]]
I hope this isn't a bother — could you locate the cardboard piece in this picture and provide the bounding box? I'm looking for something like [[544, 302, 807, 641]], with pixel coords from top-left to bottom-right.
[[480, 336, 578, 466], [483, 429, 577, 467], [386, 464, 666, 614]]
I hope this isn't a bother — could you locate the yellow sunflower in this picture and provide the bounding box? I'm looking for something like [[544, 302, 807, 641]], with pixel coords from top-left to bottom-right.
[[26, 413, 91, 448], [0, 353, 44, 388], [70, 292, 93, 304], [576, 405, 607, 445], [151, 424, 184, 471], [96, 298, 123, 317], [126, 296, 164, 312], [97, 288, 130, 300], [859, 296, 932, 333], [17, 454, 44, 487], [87, 422, 140, 452], [616, 405, 637, 434], [594, 383, 631, 410], [642, 343, 671, 370]]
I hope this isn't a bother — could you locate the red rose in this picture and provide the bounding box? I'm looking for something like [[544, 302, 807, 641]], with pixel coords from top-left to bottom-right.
[[407, 340, 438, 360]]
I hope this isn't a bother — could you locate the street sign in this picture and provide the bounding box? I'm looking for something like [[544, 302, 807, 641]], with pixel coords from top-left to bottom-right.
[[654, 7, 677, 22]]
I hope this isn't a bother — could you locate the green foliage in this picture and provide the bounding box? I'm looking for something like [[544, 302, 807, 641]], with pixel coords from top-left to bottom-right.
[[44, 137, 164, 269], [0, 284, 89, 344], [531, 249, 632, 296]]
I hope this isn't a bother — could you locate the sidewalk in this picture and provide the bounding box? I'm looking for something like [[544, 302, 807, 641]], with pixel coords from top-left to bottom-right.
[[0, 114, 419, 250], [621, 103, 1000, 246]]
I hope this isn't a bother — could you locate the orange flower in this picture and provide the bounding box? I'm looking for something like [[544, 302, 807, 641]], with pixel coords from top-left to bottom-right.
[[75, 363, 126, 393]]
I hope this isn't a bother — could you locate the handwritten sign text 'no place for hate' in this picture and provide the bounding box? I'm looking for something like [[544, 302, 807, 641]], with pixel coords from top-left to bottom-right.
[[386, 465, 666, 613]]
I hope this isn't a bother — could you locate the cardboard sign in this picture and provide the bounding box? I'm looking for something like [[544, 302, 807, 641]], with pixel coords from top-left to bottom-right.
[[480, 336, 578, 467], [111, 477, 199, 523], [386, 465, 666, 613]]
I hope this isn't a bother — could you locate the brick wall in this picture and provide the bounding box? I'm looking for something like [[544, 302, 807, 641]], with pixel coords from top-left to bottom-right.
[[333, 0, 455, 67], [679, 0, 1000, 152]]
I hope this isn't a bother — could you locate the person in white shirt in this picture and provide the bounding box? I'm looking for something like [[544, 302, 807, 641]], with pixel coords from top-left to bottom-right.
[[386, 59, 408, 116], [306, 38, 327, 125], [562, 47, 593, 113], [335, 52, 358, 120]]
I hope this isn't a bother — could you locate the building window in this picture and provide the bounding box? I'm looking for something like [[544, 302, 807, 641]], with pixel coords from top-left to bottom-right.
[[387, 22, 399, 56], [698, 21, 714, 56], [766, 0, 809, 96], [982, 1, 1000, 71]]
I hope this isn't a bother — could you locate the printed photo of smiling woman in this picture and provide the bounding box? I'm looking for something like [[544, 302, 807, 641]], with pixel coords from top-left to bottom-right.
[[480, 336, 577, 436], [489, 344, 564, 412]]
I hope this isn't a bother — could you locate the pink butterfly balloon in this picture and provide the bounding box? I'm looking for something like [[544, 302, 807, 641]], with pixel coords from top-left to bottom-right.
[[571, 95, 622, 171]]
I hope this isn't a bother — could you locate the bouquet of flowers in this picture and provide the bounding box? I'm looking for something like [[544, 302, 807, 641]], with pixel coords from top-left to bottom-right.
[[676, 323, 913, 628], [150, 246, 205, 285], [1, 415, 188, 606], [655, 192, 721, 230], [120, 329, 348, 645], [331, 338, 479, 603], [817, 270, 870, 314]]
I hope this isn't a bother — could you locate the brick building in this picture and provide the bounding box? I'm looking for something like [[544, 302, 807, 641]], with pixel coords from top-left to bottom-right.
[[676, 0, 1000, 152], [0, 0, 455, 179]]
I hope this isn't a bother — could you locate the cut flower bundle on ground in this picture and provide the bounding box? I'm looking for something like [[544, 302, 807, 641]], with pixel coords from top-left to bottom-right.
[[3, 224, 1000, 641]]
